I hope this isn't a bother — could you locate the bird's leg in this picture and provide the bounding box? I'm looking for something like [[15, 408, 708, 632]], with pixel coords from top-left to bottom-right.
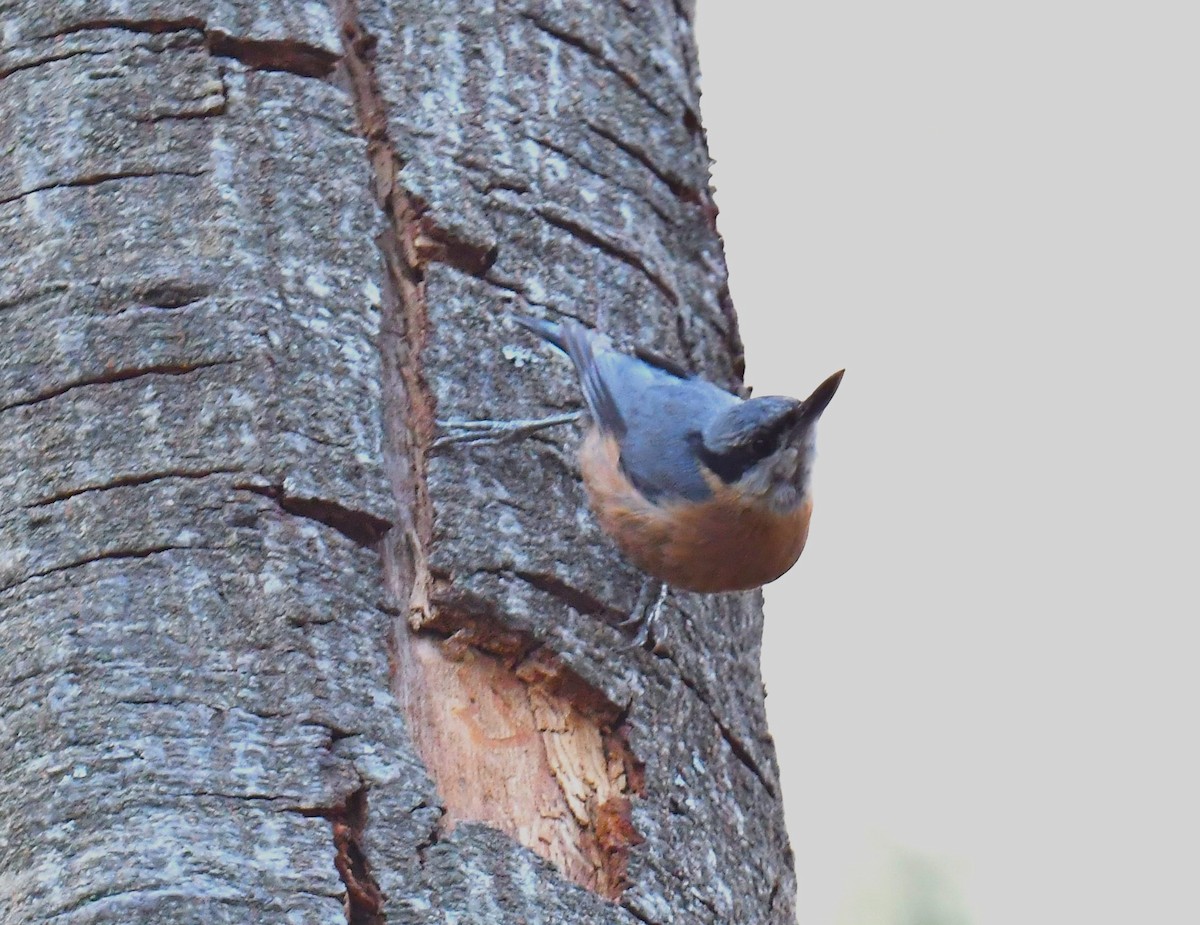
[[616, 579, 670, 648], [432, 411, 582, 448]]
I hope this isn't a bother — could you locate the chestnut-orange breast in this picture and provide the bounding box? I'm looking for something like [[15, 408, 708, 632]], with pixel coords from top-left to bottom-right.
[[579, 430, 812, 593]]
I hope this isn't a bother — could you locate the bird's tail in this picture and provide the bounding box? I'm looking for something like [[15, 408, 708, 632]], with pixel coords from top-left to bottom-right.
[[512, 314, 568, 352], [512, 314, 625, 436]]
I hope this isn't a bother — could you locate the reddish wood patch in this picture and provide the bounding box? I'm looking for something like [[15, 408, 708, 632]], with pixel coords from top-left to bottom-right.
[[400, 633, 642, 898]]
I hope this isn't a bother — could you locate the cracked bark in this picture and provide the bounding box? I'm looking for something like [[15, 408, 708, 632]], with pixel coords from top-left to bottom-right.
[[2, 2, 796, 924], [0, 168, 210, 206]]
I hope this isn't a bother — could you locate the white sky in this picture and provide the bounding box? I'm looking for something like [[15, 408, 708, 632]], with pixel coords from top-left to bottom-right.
[[695, 3, 1200, 923]]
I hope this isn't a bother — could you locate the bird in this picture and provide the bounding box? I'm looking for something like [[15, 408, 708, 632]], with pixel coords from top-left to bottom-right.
[[514, 315, 843, 594]]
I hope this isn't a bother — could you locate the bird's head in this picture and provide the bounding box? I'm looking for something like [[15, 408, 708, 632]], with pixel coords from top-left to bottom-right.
[[694, 370, 844, 512]]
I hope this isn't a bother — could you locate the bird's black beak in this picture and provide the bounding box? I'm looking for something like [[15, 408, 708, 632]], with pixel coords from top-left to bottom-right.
[[797, 369, 844, 424]]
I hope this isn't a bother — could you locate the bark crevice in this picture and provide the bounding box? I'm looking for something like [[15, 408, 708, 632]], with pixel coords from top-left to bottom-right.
[[0, 47, 107, 81], [35, 17, 207, 40], [298, 788, 386, 925], [235, 482, 392, 548], [534, 202, 679, 304], [0, 169, 207, 207], [206, 31, 339, 77], [585, 119, 698, 204], [520, 10, 671, 118], [331, 788, 386, 925], [508, 568, 629, 624], [1, 544, 216, 594], [0, 359, 237, 414], [526, 132, 676, 226], [24, 468, 241, 509], [659, 648, 777, 797]]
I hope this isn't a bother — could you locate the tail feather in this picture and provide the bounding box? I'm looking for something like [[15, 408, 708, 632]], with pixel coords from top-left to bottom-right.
[[513, 315, 626, 437], [512, 314, 566, 352]]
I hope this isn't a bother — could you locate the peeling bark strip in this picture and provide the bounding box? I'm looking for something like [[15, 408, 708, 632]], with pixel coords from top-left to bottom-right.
[[338, 7, 645, 897]]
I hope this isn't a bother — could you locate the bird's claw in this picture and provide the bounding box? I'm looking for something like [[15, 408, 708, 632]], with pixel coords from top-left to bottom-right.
[[616, 580, 669, 648], [432, 411, 582, 448]]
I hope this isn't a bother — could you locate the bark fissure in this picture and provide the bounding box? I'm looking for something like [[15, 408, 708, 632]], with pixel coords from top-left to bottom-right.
[[331, 788, 386, 925], [508, 569, 628, 623], [410, 217, 499, 278], [0, 169, 207, 206], [1, 544, 216, 594], [24, 468, 242, 508], [0, 359, 237, 414], [284, 427, 352, 449], [47, 886, 234, 919], [235, 483, 392, 547], [182, 790, 309, 804], [125, 281, 214, 312], [623, 902, 664, 925], [527, 133, 676, 226], [206, 32, 339, 78], [0, 47, 108, 82], [36, 18, 207, 40], [0, 282, 71, 314], [338, 6, 435, 611], [133, 104, 226, 124], [335, 6, 439, 918], [300, 788, 386, 925], [412, 803, 444, 866], [521, 11, 671, 118], [669, 655, 776, 797], [477, 272, 553, 312], [585, 119, 698, 203], [768, 876, 783, 912], [534, 203, 679, 305], [691, 890, 722, 919]]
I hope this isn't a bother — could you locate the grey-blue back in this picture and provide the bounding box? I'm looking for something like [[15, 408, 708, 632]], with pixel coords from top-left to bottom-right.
[[590, 347, 739, 504]]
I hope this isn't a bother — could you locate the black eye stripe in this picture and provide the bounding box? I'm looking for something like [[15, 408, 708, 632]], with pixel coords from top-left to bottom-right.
[[753, 419, 789, 453], [692, 419, 790, 484]]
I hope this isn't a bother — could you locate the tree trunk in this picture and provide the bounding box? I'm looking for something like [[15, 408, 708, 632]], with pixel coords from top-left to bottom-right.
[[0, 2, 796, 923]]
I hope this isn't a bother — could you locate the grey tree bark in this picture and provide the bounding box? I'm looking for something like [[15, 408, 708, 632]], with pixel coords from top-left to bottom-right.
[[0, 2, 797, 923]]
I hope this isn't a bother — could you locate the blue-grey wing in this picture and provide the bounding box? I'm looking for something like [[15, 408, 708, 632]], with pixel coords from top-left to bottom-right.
[[515, 315, 740, 505], [600, 354, 739, 504]]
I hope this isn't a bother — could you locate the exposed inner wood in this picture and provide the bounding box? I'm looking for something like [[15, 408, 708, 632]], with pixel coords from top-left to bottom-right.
[[402, 633, 643, 898]]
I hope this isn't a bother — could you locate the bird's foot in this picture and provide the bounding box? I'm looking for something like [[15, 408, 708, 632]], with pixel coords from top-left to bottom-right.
[[432, 411, 582, 448], [615, 580, 669, 649]]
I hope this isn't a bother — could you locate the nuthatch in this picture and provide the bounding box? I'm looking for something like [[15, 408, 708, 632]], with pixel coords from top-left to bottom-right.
[[516, 316, 843, 593]]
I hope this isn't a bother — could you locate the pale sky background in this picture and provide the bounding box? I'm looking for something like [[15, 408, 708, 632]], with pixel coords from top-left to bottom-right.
[[695, 3, 1199, 924]]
